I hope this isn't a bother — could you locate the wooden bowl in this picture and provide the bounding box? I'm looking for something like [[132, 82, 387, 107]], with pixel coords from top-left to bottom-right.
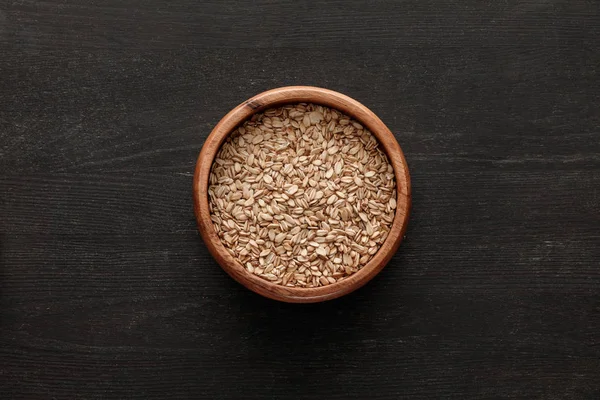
[[193, 86, 411, 303]]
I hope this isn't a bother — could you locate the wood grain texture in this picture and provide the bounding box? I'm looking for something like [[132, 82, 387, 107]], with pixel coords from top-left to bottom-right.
[[1, 0, 599, 49], [1, 0, 600, 398], [194, 86, 411, 302]]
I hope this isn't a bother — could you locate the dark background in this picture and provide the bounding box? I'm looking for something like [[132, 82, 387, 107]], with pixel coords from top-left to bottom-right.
[[1, 1, 600, 399]]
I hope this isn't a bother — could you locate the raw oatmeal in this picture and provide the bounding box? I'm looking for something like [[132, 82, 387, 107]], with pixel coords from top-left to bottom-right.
[[208, 103, 397, 287]]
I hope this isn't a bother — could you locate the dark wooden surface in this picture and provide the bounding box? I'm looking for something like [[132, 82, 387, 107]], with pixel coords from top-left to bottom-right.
[[1, 1, 600, 399]]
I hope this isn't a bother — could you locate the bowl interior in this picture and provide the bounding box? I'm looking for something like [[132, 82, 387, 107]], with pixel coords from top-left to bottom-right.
[[193, 86, 411, 302]]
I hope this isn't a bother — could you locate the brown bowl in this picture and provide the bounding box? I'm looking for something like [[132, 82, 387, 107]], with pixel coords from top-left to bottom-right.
[[193, 86, 411, 303]]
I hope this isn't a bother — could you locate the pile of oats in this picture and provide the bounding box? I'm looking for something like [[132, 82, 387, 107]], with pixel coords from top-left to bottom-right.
[[208, 103, 397, 287]]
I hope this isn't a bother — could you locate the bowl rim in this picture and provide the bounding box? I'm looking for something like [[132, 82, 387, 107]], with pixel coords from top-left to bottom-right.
[[193, 86, 411, 302]]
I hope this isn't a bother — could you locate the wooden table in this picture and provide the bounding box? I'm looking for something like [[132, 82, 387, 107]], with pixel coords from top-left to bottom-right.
[[2, 1, 599, 398]]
